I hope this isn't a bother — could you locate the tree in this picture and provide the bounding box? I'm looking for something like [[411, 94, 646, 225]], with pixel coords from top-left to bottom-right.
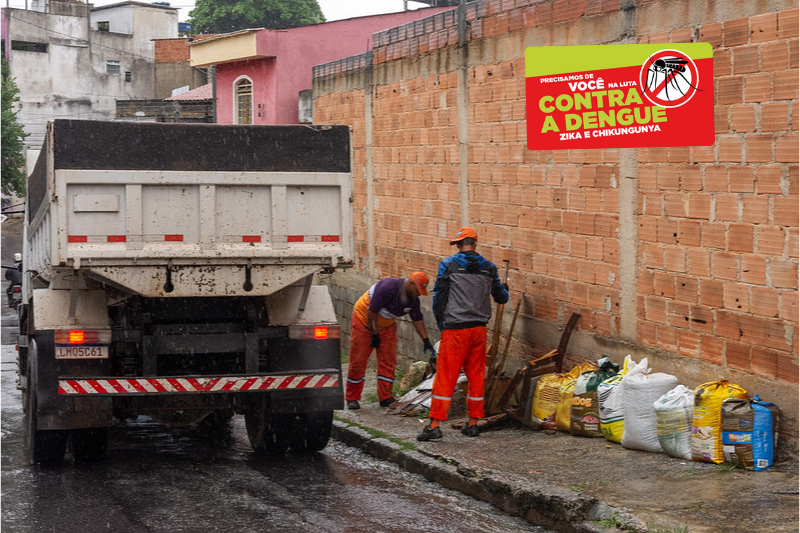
[[1, 56, 27, 197], [189, 0, 325, 34]]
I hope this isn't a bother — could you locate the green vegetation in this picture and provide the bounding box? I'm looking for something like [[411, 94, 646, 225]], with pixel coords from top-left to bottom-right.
[[364, 392, 378, 404], [189, 0, 325, 34], [1, 56, 27, 197], [392, 367, 409, 397], [334, 415, 416, 452], [569, 482, 586, 492], [596, 512, 625, 528], [715, 462, 738, 473]]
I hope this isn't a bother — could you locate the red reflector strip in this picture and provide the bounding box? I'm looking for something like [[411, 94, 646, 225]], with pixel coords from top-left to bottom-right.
[[68, 236, 88, 243], [322, 235, 340, 242], [242, 235, 261, 243], [107, 235, 126, 242], [287, 235, 304, 242], [164, 235, 184, 242], [58, 374, 340, 394]]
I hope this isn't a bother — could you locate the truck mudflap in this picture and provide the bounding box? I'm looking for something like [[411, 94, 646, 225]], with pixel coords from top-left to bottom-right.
[[58, 371, 339, 396]]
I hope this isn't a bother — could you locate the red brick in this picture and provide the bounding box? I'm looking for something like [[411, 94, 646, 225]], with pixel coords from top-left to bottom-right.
[[733, 45, 760, 74], [778, 8, 800, 39], [774, 70, 799, 100], [675, 276, 698, 303], [702, 222, 727, 249], [726, 341, 751, 371], [723, 282, 749, 312], [716, 77, 742, 105], [714, 252, 739, 281], [761, 41, 790, 72], [723, 17, 750, 47], [730, 104, 756, 132], [751, 286, 780, 317], [740, 254, 767, 284], [729, 166, 755, 192], [770, 260, 799, 289], [638, 319, 657, 347], [782, 290, 799, 321], [656, 324, 678, 353], [729, 224, 755, 253], [741, 195, 771, 224], [744, 73, 771, 103], [715, 194, 740, 222], [774, 197, 800, 226], [700, 335, 724, 365], [776, 134, 799, 162], [687, 248, 711, 277], [700, 22, 723, 48], [678, 219, 702, 247], [746, 135, 774, 163], [749, 347, 779, 379], [750, 12, 778, 43], [777, 353, 799, 384], [665, 247, 687, 273], [763, 102, 791, 132], [687, 193, 711, 220], [678, 330, 701, 358], [718, 136, 743, 162], [758, 226, 787, 255]]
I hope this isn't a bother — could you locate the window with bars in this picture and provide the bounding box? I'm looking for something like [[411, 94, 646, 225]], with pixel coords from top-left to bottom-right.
[[107, 60, 120, 74], [236, 78, 253, 125]]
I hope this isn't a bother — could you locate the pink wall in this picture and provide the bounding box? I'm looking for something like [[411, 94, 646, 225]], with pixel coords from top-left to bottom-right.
[[214, 8, 454, 125]]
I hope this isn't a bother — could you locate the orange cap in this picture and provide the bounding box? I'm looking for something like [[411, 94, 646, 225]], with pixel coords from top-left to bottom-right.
[[449, 227, 478, 245], [410, 271, 429, 295]]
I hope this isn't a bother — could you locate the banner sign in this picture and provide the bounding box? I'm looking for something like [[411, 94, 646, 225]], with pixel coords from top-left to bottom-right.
[[526, 43, 714, 150]]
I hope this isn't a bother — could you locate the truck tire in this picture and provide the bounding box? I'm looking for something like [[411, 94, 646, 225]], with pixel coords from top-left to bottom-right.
[[71, 428, 109, 462], [25, 339, 69, 466], [245, 410, 290, 456], [289, 410, 334, 453]]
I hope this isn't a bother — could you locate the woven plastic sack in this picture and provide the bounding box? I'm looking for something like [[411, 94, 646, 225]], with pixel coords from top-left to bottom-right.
[[554, 363, 596, 432], [654, 385, 694, 460], [721, 395, 781, 471], [531, 373, 567, 427], [598, 355, 633, 443], [571, 360, 619, 437], [620, 358, 679, 453], [691, 379, 748, 464]]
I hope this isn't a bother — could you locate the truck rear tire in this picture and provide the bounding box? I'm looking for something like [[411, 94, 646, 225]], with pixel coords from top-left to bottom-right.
[[25, 341, 68, 466], [289, 410, 333, 453], [245, 410, 290, 456], [71, 428, 109, 462]]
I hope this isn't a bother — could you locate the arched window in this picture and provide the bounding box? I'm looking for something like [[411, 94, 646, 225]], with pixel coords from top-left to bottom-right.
[[235, 77, 253, 124]]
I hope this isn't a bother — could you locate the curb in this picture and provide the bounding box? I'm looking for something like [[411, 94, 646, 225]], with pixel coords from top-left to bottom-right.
[[330, 419, 648, 533]]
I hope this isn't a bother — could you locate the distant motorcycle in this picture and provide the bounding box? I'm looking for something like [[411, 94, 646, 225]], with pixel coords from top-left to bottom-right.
[[7, 282, 22, 310]]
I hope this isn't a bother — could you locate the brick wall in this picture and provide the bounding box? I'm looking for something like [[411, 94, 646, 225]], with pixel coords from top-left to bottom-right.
[[313, 0, 799, 445]]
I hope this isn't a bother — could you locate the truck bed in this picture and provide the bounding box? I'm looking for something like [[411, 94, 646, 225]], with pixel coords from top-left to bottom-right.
[[26, 120, 354, 297]]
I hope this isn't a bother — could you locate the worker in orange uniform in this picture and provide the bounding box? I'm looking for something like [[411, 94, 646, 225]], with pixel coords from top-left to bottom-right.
[[346, 272, 435, 410], [417, 228, 508, 440]]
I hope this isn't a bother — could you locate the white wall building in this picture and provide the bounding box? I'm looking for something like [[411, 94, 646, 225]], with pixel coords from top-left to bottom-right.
[[1, 0, 178, 150]]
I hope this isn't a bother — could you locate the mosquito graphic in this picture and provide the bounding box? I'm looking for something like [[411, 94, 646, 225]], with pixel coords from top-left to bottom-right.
[[641, 54, 702, 102]]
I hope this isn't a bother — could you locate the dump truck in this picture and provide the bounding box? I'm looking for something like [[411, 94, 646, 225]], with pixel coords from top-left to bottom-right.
[[18, 119, 353, 464]]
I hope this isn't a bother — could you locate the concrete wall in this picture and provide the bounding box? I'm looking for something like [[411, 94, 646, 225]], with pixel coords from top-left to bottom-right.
[[313, 0, 799, 447], [2, 3, 176, 149]]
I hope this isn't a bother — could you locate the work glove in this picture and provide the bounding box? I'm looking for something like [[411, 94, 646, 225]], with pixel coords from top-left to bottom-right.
[[422, 338, 435, 357], [502, 283, 509, 292], [370, 334, 381, 349]]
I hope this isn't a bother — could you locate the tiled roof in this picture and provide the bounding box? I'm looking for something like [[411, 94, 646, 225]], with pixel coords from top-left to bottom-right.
[[164, 83, 213, 101]]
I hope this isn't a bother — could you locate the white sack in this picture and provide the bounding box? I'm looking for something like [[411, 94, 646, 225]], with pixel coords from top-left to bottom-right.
[[620, 358, 680, 453]]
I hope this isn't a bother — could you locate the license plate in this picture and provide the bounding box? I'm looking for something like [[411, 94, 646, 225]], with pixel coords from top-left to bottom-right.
[[55, 346, 109, 359], [12, 293, 21, 300]]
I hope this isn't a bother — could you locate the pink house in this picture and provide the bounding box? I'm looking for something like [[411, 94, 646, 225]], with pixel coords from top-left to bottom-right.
[[189, 8, 455, 125]]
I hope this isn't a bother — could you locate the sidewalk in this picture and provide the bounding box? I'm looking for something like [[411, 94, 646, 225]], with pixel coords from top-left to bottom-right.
[[331, 399, 799, 533]]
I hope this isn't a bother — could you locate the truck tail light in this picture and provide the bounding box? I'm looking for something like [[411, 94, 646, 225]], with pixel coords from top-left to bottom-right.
[[288, 325, 341, 340], [55, 329, 111, 345]]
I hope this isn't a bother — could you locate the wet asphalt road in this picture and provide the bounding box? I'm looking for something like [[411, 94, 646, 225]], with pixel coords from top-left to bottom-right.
[[1, 218, 550, 533]]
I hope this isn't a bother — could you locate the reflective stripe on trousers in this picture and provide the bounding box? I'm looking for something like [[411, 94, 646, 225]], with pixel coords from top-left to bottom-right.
[[429, 326, 487, 421], [345, 313, 397, 402]]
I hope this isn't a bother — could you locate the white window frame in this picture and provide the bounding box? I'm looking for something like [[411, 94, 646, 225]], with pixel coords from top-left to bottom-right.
[[233, 75, 253, 125]]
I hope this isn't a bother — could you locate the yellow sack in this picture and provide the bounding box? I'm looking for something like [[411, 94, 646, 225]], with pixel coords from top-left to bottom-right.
[[691, 379, 748, 464], [599, 355, 633, 443], [531, 373, 567, 427], [555, 363, 597, 432]]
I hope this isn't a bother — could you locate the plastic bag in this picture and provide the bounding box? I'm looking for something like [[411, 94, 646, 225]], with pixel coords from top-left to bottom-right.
[[554, 362, 596, 432], [691, 379, 748, 464], [654, 385, 694, 460], [531, 373, 567, 427], [598, 356, 633, 443], [571, 360, 619, 437], [721, 395, 781, 471], [620, 358, 679, 453]]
